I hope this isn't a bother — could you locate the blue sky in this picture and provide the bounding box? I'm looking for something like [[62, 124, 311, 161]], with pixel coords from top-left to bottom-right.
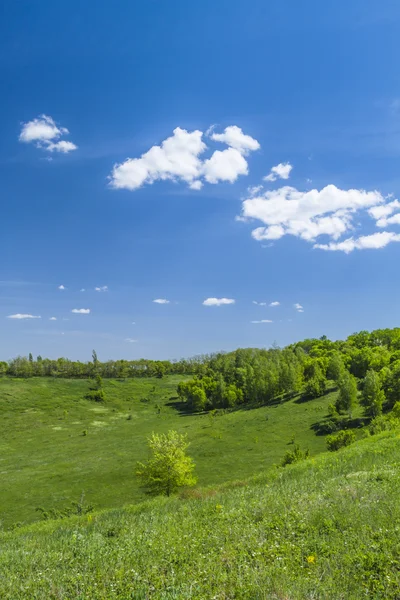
[[1, 0, 400, 361]]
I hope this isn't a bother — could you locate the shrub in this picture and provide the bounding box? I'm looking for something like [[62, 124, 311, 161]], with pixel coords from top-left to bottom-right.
[[369, 415, 400, 435], [326, 430, 356, 451], [281, 444, 309, 467]]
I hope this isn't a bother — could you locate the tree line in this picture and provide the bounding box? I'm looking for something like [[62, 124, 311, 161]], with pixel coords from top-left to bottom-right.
[[177, 328, 400, 420], [1, 351, 209, 379]]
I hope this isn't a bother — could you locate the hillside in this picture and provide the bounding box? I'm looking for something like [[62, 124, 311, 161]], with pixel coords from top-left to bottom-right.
[[1, 429, 399, 599], [0, 376, 344, 526]]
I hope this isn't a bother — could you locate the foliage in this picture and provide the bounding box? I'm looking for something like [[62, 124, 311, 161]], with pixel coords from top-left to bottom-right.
[[85, 373, 105, 402], [136, 430, 196, 496], [281, 444, 309, 466], [336, 372, 358, 416], [326, 429, 356, 451], [361, 369, 385, 417]]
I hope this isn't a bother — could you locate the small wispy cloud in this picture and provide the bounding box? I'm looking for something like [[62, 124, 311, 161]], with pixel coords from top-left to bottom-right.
[[153, 298, 170, 304], [132, 322, 136, 325], [71, 308, 91, 314], [125, 338, 137, 343], [251, 319, 273, 324], [58, 285, 66, 290], [95, 286, 108, 292], [203, 297, 235, 306], [49, 317, 57, 321], [264, 162, 293, 182], [269, 301, 280, 307], [294, 303, 304, 312], [80, 288, 85, 292], [252, 301, 267, 306], [19, 114, 77, 154], [7, 314, 41, 319]]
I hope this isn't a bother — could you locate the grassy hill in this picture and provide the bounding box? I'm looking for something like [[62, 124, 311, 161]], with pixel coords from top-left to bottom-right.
[[0, 375, 350, 527], [1, 428, 399, 599]]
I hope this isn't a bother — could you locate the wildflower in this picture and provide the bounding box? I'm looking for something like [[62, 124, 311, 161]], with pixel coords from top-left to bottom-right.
[[306, 555, 316, 564], [215, 504, 223, 511]]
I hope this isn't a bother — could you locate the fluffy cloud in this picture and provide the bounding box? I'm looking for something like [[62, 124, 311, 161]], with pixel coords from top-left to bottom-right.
[[203, 148, 248, 183], [153, 298, 170, 304], [269, 301, 280, 307], [58, 285, 66, 290], [210, 125, 260, 155], [203, 297, 235, 306], [49, 317, 57, 321], [109, 126, 259, 191], [240, 183, 400, 252], [264, 162, 293, 182], [19, 115, 77, 153], [7, 314, 41, 319], [315, 231, 400, 253], [253, 301, 267, 306], [294, 303, 304, 312], [71, 308, 90, 314], [95, 286, 108, 292], [251, 319, 273, 324]]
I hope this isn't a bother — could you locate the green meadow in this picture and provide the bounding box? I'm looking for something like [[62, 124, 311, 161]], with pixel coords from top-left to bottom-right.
[[0, 376, 346, 527], [1, 428, 399, 599]]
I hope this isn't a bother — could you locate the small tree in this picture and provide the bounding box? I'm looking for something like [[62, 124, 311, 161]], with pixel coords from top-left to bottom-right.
[[136, 430, 196, 496], [361, 369, 385, 418], [335, 372, 358, 417]]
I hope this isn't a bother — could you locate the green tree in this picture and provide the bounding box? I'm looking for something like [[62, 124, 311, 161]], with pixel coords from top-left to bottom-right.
[[336, 372, 358, 417], [136, 431, 196, 496], [326, 353, 345, 383], [361, 369, 385, 418], [304, 362, 327, 398]]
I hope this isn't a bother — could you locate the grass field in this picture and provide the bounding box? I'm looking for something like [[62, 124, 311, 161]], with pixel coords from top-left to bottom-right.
[[1, 428, 399, 598], [0, 376, 353, 527]]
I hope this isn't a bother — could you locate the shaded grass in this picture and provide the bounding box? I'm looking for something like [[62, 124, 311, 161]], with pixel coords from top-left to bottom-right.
[[0, 376, 353, 526], [1, 430, 399, 598]]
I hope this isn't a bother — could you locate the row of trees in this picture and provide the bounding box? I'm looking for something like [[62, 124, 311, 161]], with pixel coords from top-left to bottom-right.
[[2, 351, 209, 379], [177, 328, 400, 417]]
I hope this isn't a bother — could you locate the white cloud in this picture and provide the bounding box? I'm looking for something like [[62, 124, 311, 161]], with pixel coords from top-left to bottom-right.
[[248, 184, 263, 197], [294, 303, 304, 312], [49, 317, 57, 321], [269, 301, 280, 307], [19, 115, 77, 153], [264, 162, 293, 182], [47, 140, 78, 153], [125, 338, 137, 343], [189, 180, 203, 190], [210, 125, 260, 155], [80, 288, 85, 292], [153, 298, 170, 304], [253, 301, 267, 306], [110, 127, 206, 190], [203, 297, 235, 306], [241, 184, 388, 249], [203, 148, 249, 184], [109, 125, 259, 191], [314, 231, 400, 253], [71, 308, 91, 314], [58, 285, 66, 290], [95, 286, 108, 292], [251, 319, 273, 324], [7, 314, 41, 319]]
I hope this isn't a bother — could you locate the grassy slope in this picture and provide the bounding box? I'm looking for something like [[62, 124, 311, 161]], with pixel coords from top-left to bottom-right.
[[0, 376, 348, 526], [1, 430, 400, 599]]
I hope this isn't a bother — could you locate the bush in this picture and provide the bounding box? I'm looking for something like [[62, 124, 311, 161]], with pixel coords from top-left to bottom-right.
[[85, 389, 105, 402], [326, 430, 356, 451], [281, 444, 309, 467], [369, 415, 400, 435]]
